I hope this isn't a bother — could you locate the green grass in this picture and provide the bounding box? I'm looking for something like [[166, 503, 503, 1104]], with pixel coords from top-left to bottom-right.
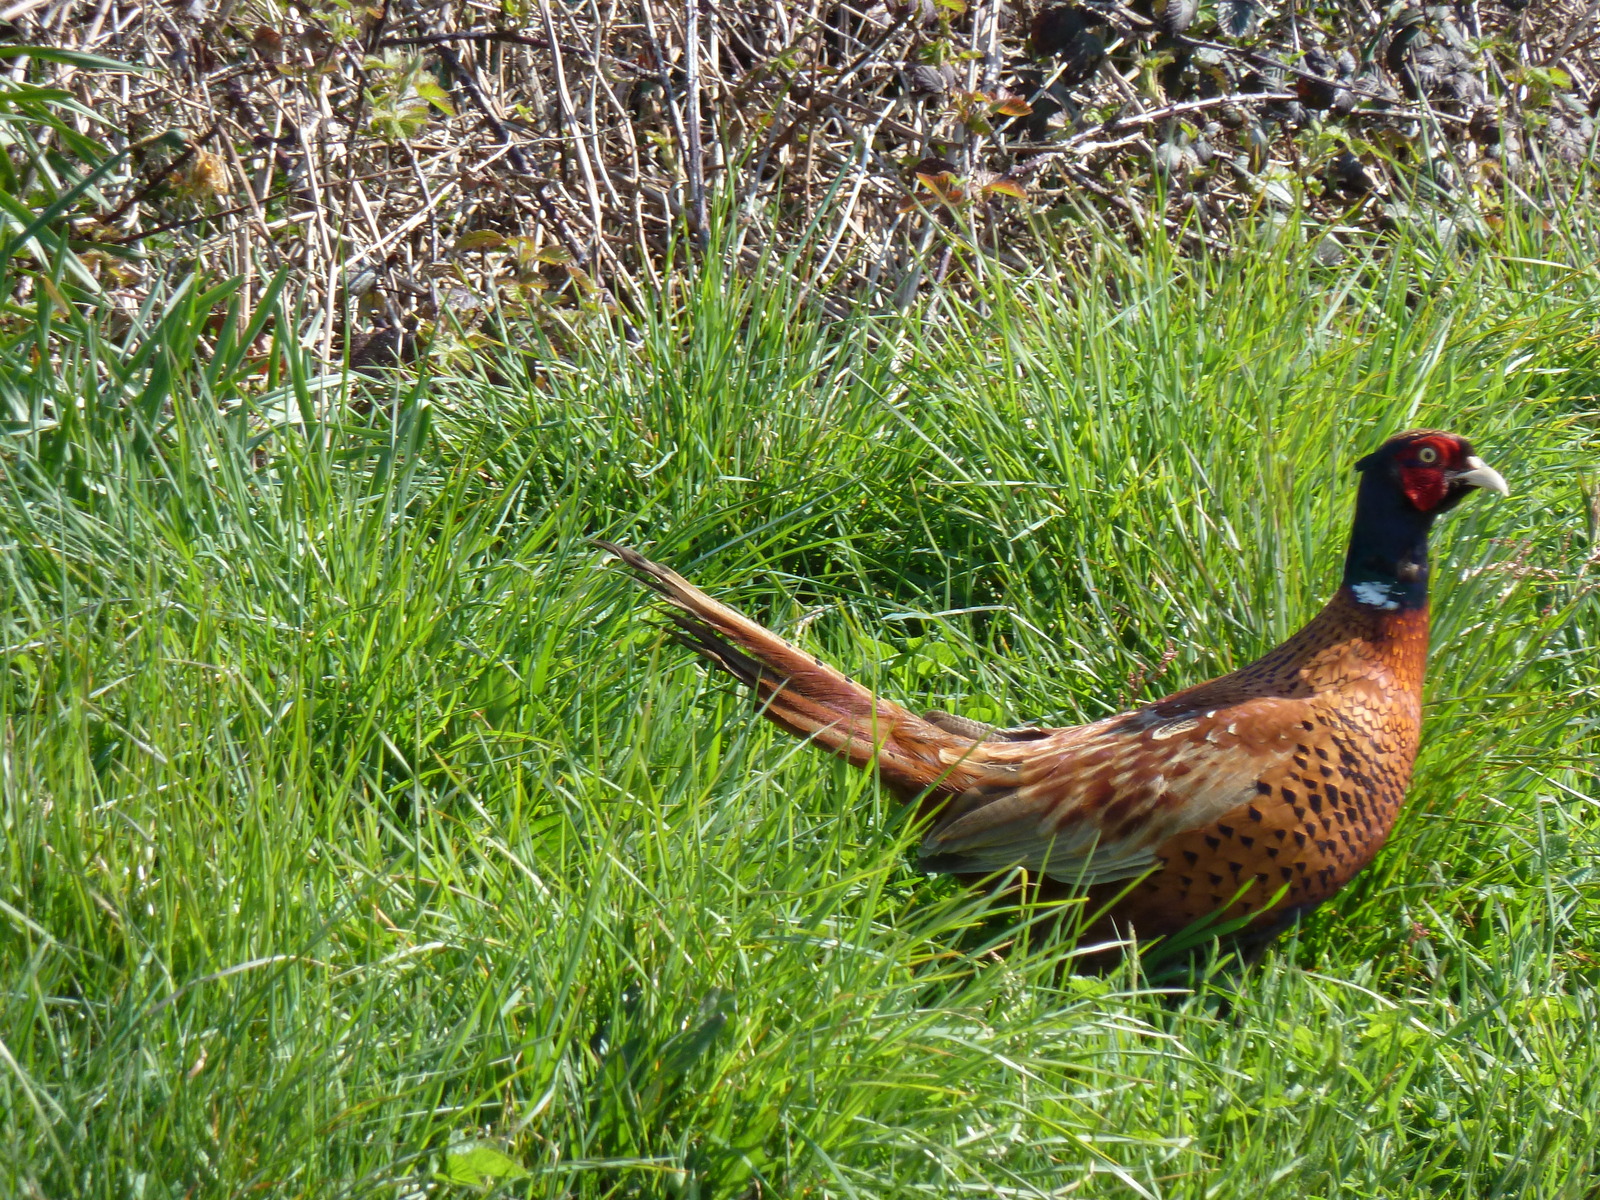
[[2, 216, 1599, 1198]]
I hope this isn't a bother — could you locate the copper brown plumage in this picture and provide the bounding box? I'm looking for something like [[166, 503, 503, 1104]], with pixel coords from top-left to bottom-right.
[[599, 430, 1508, 949]]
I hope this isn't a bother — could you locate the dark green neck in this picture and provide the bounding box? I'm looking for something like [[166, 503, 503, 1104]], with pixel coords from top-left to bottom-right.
[[1340, 479, 1437, 612]]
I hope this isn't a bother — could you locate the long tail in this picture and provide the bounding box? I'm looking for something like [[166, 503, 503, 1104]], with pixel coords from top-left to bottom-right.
[[597, 541, 989, 801]]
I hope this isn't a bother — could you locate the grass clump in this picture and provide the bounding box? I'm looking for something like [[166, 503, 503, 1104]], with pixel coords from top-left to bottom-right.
[[2, 218, 1599, 1198]]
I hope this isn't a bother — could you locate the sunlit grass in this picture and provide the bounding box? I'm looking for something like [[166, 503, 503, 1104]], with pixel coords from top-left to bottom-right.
[[2, 213, 1598, 1197]]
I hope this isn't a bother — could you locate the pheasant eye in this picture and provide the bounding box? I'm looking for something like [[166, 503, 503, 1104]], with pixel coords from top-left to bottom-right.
[[1416, 446, 1439, 465]]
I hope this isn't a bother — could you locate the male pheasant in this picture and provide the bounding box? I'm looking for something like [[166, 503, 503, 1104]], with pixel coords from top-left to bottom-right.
[[600, 430, 1507, 948]]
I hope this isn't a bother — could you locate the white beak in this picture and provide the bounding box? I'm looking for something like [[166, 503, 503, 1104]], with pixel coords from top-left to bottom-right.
[[1453, 455, 1509, 497]]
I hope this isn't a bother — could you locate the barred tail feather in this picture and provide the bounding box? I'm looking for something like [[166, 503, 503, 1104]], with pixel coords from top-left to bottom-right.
[[597, 541, 974, 798]]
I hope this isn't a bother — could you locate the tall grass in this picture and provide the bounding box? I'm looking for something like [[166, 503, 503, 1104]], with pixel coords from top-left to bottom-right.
[[2, 214, 1598, 1198]]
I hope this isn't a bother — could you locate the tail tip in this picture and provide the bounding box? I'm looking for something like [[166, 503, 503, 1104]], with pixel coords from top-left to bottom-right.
[[593, 537, 641, 566]]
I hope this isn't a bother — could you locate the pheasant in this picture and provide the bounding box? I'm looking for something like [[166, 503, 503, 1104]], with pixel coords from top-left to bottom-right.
[[599, 430, 1507, 948]]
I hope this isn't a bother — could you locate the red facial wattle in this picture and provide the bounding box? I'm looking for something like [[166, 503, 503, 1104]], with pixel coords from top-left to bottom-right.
[[1399, 463, 1450, 511], [1397, 436, 1462, 511]]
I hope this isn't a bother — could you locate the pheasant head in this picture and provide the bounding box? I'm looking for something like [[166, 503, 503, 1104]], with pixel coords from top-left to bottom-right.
[[1343, 430, 1509, 613]]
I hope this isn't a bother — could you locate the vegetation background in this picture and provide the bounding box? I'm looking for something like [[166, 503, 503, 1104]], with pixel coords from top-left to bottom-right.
[[1, 1, 1599, 1196]]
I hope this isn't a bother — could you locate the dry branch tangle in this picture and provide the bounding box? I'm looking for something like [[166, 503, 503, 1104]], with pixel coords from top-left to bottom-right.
[[13, 0, 1598, 361]]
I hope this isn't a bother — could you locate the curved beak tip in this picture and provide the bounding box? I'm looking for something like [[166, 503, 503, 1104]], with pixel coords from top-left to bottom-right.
[[1458, 456, 1510, 498]]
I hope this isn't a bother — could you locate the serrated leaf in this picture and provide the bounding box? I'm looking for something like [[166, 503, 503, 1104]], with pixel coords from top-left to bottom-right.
[[915, 171, 965, 205], [506, 236, 573, 267], [1218, 0, 1258, 38], [994, 97, 1032, 117], [414, 79, 456, 116]]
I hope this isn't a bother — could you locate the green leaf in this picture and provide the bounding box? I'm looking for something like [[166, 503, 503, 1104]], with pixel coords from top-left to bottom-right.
[[454, 230, 507, 252], [441, 1142, 530, 1184], [0, 147, 126, 267], [414, 79, 456, 116], [0, 44, 151, 71]]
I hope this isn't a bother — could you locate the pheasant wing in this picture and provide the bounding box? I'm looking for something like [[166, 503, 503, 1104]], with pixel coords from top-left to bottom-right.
[[919, 696, 1323, 885]]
